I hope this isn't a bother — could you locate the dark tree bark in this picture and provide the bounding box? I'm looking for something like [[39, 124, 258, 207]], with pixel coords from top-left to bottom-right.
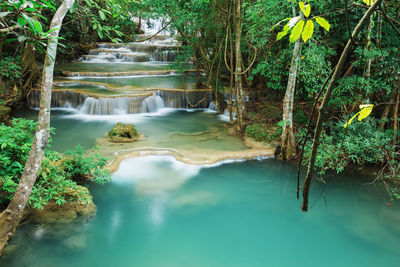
[[301, 0, 383, 212], [0, 0, 75, 255]]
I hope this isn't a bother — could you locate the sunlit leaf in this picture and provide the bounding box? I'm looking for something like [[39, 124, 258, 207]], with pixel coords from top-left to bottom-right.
[[289, 20, 305, 43], [299, 1, 311, 17], [315, 16, 330, 32], [287, 16, 301, 28], [358, 104, 374, 121], [302, 20, 314, 42], [362, 0, 376, 6], [277, 25, 290, 40], [343, 104, 374, 128]]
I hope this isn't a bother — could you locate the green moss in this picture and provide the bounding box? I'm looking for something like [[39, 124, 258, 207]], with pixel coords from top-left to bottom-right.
[[245, 123, 269, 142], [261, 104, 282, 121], [0, 105, 11, 124], [108, 122, 139, 142]]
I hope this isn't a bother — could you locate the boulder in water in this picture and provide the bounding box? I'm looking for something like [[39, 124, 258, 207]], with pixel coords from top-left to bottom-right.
[[27, 186, 97, 224], [108, 122, 141, 143]]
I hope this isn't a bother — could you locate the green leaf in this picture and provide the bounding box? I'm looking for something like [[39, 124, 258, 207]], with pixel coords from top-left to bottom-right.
[[289, 20, 305, 43], [97, 29, 104, 39], [315, 16, 330, 32], [99, 10, 105, 21], [299, 1, 311, 18], [17, 16, 26, 26], [302, 20, 314, 42], [33, 20, 42, 34]]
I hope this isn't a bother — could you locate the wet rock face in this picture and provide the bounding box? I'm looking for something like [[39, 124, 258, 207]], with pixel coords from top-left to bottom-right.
[[108, 122, 140, 143]]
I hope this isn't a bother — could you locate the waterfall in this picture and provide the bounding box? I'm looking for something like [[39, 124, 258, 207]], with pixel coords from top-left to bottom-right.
[[141, 93, 165, 113], [208, 101, 217, 112], [29, 90, 214, 115]]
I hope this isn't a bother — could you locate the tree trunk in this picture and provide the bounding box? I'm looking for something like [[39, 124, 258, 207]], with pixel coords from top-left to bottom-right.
[[365, 15, 374, 103], [0, 0, 75, 255], [229, 24, 234, 124], [392, 89, 399, 146], [301, 0, 383, 212], [280, 5, 301, 160], [234, 0, 247, 132], [379, 103, 392, 129], [280, 39, 300, 160]]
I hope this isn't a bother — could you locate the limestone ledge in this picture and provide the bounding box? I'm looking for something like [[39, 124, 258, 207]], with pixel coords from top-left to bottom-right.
[[106, 143, 276, 174], [62, 69, 198, 77]]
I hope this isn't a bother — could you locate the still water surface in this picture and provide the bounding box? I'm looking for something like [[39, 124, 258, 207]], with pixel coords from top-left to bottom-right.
[[2, 155, 400, 267]]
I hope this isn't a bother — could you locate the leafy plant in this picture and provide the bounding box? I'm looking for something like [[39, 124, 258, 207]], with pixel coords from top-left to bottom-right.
[[0, 57, 22, 81], [275, 1, 330, 43], [0, 118, 111, 209]]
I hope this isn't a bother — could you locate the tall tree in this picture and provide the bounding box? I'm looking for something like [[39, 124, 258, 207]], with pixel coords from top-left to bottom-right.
[[301, 0, 383, 212], [234, 0, 247, 132], [0, 0, 75, 254], [280, 2, 302, 160]]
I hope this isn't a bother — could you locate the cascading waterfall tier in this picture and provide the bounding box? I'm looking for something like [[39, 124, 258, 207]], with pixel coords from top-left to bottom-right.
[[141, 93, 165, 113], [80, 33, 179, 64], [29, 90, 213, 115]]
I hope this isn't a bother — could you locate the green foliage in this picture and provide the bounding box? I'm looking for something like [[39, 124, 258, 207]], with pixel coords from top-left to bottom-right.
[[294, 110, 308, 125], [0, 118, 111, 209], [0, 0, 60, 53], [246, 121, 283, 143], [63, 145, 111, 185], [0, 57, 22, 81], [276, 1, 330, 44], [246, 123, 269, 142], [300, 119, 394, 175]]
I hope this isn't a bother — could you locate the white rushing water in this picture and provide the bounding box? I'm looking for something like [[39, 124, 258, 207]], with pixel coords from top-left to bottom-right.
[[141, 93, 165, 113]]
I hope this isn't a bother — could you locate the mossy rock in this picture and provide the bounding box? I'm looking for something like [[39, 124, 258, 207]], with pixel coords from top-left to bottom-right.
[[26, 186, 97, 224], [245, 123, 280, 143], [107, 122, 140, 143], [261, 104, 282, 122], [0, 105, 11, 124]]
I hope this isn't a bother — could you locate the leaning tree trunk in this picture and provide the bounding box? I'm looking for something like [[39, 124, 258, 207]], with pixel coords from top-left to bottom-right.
[[301, 0, 383, 212], [234, 0, 247, 132], [0, 0, 75, 255]]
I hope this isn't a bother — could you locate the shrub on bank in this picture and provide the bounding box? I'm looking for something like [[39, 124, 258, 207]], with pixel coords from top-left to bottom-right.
[[299, 118, 400, 199], [0, 118, 111, 210]]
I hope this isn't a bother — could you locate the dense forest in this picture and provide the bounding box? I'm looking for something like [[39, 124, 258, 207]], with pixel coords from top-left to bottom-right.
[[0, 0, 400, 264]]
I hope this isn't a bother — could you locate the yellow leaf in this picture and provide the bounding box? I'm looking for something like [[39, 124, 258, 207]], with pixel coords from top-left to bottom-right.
[[357, 104, 374, 121], [343, 104, 374, 128], [302, 20, 314, 42], [343, 112, 360, 128], [289, 20, 305, 43], [299, 2, 311, 18], [362, 0, 376, 6], [315, 16, 330, 32]]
